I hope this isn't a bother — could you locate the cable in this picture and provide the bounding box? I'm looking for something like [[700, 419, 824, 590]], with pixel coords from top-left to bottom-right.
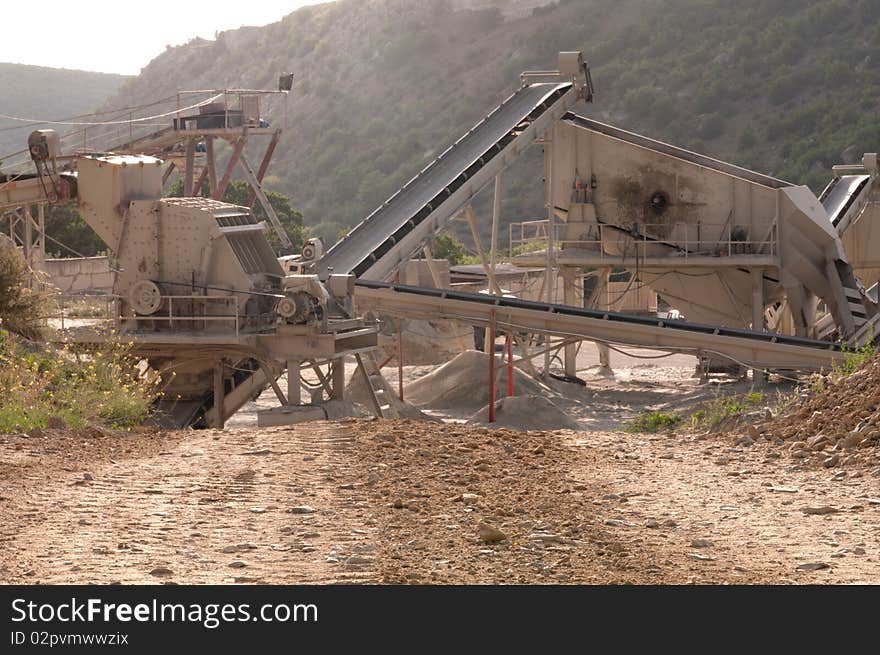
[[42, 233, 121, 271], [0, 95, 180, 133], [0, 94, 223, 127]]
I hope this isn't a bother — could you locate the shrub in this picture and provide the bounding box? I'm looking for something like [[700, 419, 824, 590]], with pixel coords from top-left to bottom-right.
[[0, 242, 47, 340], [0, 331, 160, 432], [626, 411, 681, 432]]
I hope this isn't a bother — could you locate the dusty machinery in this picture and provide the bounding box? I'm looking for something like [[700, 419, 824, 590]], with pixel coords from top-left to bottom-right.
[[318, 51, 875, 379], [8, 51, 877, 433], [24, 129, 377, 428]]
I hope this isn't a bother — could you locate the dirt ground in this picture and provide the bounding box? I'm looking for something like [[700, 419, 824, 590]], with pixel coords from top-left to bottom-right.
[[2, 344, 878, 585]]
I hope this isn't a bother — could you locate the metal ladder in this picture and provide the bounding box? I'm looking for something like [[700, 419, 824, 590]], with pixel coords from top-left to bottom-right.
[[354, 352, 400, 419]]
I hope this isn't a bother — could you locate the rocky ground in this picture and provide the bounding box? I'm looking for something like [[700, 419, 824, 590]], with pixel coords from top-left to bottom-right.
[[2, 347, 879, 585]]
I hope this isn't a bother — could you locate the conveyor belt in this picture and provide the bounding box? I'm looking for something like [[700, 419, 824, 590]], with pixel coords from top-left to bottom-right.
[[318, 82, 577, 281], [355, 280, 846, 371], [821, 174, 872, 234]]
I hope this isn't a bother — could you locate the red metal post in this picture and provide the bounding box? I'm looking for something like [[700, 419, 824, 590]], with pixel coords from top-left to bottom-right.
[[396, 318, 404, 401], [213, 132, 248, 200], [488, 309, 496, 422], [192, 165, 209, 197], [506, 333, 514, 397], [246, 129, 281, 207]]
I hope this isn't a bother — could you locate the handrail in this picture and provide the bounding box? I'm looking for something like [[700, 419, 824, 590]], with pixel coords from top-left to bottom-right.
[[509, 219, 778, 259]]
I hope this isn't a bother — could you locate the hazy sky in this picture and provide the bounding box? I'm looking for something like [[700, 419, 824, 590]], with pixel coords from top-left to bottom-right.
[[1, 1, 327, 75]]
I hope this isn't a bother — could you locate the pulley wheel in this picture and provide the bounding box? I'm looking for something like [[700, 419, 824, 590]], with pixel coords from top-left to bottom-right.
[[129, 280, 162, 315]]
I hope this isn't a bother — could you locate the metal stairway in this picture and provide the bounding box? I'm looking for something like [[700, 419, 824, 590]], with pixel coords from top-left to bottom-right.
[[354, 352, 400, 419]]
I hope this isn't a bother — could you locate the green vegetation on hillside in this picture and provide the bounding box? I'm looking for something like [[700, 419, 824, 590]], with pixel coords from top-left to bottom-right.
[[9, 0, 880, 256], [0, 63, 130, 161], [98, 0, 879, 251]]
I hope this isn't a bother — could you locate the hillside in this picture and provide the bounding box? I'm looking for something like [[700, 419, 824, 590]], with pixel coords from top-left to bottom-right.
[[37, 0, 880, 247], [0, 63, 130, 162]]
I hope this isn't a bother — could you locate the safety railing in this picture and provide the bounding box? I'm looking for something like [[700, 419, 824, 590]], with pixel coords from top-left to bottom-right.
[[509, 220, 778, 260], [123, 295, 243, 336]]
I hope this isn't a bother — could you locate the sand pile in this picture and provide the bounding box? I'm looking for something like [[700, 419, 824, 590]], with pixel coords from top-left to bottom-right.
[[406, 350, 555, 410], [467, 395, 581, 431], [374, 318, 474, 365], [743, 355, 880, 466], [346, 368, 440, 422]]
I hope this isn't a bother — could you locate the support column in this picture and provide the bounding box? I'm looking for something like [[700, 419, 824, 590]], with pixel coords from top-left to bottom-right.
[[562, 266, 581, 378], [396, 319, 404, 401], [36, 204, 45, 258], [421, 244, 444, 289], [22, 206, 32, 262], [184, 138, 196, 197], [212, 360, 226, 429], [205, 136, 218, 196], [751, 268, 766, 385], [488, 309, 497, 423], [588, 268, 613, 376], [506, 334, 514, 397], [490, 173, 502, 278], [330, 358, 345, 401], [287, 360, 301, 405]]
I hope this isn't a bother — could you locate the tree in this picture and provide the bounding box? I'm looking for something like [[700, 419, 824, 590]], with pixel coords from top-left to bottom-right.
[[432, 232, 467, 265], [43, 203, 107, 257]]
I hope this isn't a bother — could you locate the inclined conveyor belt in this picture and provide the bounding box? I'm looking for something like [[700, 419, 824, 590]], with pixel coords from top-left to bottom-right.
[[318, 82, 575, 280]]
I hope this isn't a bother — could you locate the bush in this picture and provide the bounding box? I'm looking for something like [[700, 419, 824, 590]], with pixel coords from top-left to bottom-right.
[[0, 330, 160, 432], [0, 242, 47, 340], [690, 391, 766, 430], [625, 411, 681, 432]]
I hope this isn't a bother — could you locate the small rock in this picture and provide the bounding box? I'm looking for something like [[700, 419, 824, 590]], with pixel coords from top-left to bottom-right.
[[392, 499, 406, 509], [747, 425, 761, 440], [287, 505, 316, 514], [842, 432, 862, 449], [688, 553, 714, 561], [767, 486, 799, 493], [823, 454, 840, 468], [345, 555, 374, 566], [82, 473, 93, 481], [228, 560, 248, 569], [690, 539, 713, 548], [150, 567, 173, 578], [644, 519, 660, 528], [478, 522, 507, 543], [801, 506, 839, 515], [796, 562, 829, 571], [461, 493, 480, 505], [853, 547, 866, 555], [250, 507, 266, 514], [528, 532, 564, 544]]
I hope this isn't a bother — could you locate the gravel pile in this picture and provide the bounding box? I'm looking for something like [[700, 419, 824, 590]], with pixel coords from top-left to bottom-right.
[[743, 356, 880, 467]]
